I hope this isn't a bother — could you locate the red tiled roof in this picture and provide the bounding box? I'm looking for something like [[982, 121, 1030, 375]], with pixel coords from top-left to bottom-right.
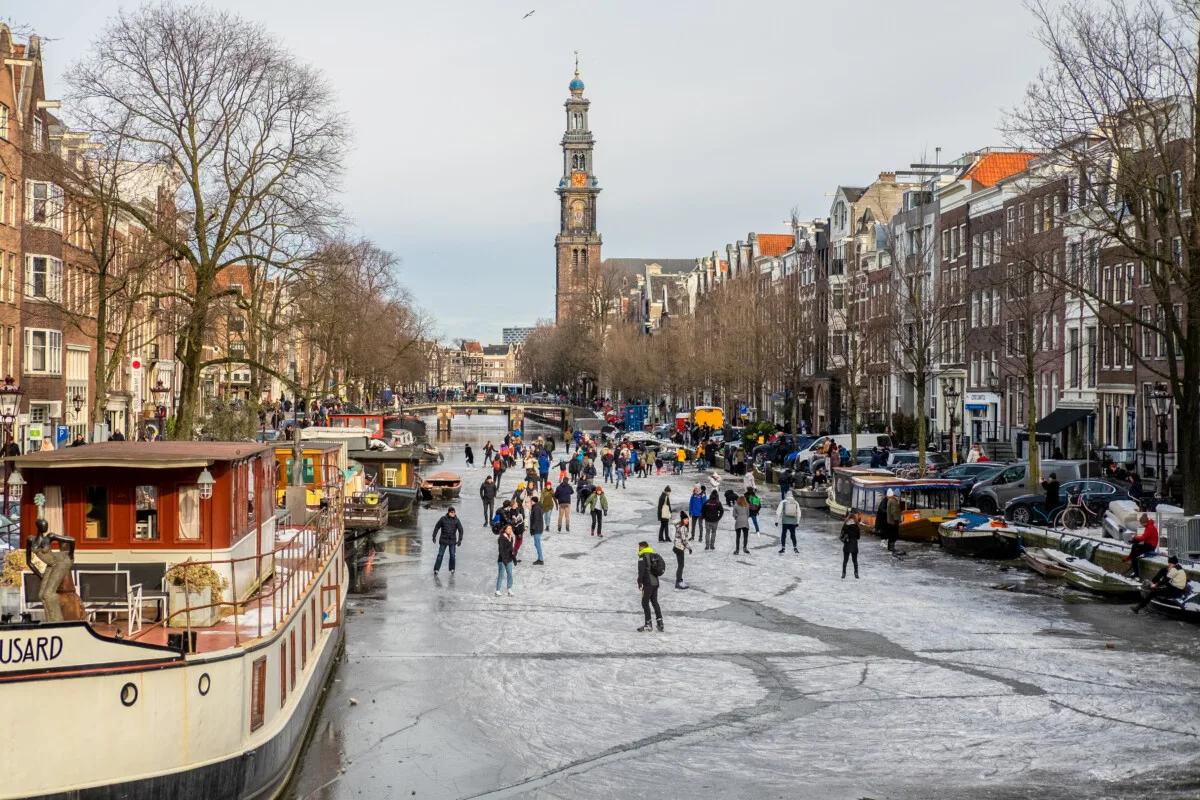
[[757, 233, 794, 258], [962, 152, 1037, 188]]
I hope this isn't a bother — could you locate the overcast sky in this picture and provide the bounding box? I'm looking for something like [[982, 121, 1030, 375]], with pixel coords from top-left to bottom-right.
[[10, 0, 1051, 342]]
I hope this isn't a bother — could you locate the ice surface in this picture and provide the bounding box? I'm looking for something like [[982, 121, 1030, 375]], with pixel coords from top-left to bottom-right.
[[286, 420, 1200, 800]]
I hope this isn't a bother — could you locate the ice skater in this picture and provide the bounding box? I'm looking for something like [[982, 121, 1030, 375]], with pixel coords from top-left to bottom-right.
[[636, 541, 666, 632]]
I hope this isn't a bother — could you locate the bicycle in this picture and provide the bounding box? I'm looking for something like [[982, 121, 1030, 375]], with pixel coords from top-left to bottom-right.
[[1054, 490, 1101, 531]]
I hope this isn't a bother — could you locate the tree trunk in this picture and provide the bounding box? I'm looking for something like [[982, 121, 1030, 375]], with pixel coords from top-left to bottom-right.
[[173, 282, 212, 440]]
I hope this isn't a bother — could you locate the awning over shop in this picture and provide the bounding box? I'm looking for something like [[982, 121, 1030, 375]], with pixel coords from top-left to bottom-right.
[[1035, 407, 1092, 435]]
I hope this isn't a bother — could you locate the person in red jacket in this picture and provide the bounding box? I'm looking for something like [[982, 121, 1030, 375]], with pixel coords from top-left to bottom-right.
[[1125, 513, 1159, 577]]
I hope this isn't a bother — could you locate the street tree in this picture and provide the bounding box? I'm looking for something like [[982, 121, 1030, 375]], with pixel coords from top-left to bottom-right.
[[1006, 0, 1200, 511], [65, 3, 348, 437]]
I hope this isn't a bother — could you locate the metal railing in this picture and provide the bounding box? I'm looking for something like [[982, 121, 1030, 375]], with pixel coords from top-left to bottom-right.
[[127, 468, 344, 651]]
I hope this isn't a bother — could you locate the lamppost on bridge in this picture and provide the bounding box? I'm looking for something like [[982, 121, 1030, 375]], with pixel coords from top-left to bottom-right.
[[150, 379, 170, 440]]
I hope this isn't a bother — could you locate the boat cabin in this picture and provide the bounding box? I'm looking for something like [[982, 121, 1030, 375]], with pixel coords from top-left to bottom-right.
[[828, 467, 894, 517], [849, 476, 962, 541], [328, 413, 386, 439], [273, 441, 348, 507], [350, 445, 422, 517], [14, 443, 283, 617]]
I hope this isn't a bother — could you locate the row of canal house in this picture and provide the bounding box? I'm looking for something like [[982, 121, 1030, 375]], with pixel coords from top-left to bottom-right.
[[0, 26, 181, 450], [703, 144, 1186, 480]]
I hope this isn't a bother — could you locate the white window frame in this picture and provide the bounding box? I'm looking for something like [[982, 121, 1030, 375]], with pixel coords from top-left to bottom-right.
[[24, 255, 63, 302], [23, 328, 63, 376], [0, 103, 8, 140], [25, 180, 64, 231]]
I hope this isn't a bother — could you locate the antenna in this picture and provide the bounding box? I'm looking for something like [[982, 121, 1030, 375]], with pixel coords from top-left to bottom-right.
[[935, 146, 942, 165], [574, 50, 581, 75]]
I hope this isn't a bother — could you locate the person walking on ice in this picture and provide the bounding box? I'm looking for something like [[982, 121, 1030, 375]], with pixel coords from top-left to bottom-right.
[[431, 507, 463, 575], [775, 492, 801, 554], [636, 541, 666, 632], [673, 511, 693, 589], [586, 485, 609, 536]]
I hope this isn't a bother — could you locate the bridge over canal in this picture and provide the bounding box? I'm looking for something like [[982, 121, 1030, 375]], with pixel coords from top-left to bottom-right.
[[403, 402, 593, 433]]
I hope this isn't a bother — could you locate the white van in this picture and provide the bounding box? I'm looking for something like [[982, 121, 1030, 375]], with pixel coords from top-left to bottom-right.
[[790, 433, 892, 470]]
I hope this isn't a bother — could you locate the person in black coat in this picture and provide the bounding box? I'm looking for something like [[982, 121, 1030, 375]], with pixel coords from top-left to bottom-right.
[[479, 476, 498, 527], [529, 501, 546, 565], [431, 508, 464, 575], [656, 487, 672, 542], [701, 490, 725, 551], [495, 525, 515, 596], [840, 517, 860, 579]]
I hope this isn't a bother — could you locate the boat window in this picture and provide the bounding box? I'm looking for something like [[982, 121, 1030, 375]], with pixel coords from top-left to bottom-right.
[[290, 630, 297, 690], [280, 640, 288, 707], [248, 463, 256, 527], [178, 485, 201, 541], [250, 656, 266, 731], [42, 485, 63, 535], [134, 485, 159, 540], [84, 485, 108, 540], [301, 614, 308, 669], [285, 458, 316, 484]]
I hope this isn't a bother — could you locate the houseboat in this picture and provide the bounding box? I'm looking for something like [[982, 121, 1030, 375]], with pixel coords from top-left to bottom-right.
[[327, 413, 387, 439], [1, 442, 347, 800], [826, 467, 894, 518], [296, 428, 420, 521], [846, 474, 962, 542]]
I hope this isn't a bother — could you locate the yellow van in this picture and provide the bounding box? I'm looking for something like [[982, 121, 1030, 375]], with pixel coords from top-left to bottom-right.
[[693, 406, 725, 430]]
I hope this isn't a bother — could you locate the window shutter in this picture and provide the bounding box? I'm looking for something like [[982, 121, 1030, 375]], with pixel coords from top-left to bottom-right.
[[50, 185, 64, 232]]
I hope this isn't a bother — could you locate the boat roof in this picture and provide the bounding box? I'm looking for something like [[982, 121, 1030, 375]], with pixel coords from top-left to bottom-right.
[[274, 441, 342, 454], [14, 442, 273, 470], [851, 474, 961, 488]]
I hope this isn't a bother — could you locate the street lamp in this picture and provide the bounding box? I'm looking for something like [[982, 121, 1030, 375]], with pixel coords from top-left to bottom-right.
[[0, 376, 23, 517], [943, 382, 960, 465], [72, 393, 84, 419], [150, 379, 169, 440], [1150, 382, 1173, 496]]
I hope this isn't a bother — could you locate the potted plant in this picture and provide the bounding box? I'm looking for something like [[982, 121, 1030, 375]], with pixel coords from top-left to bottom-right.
[[1, 549, 25, 617], [165, 559, 228, 627]]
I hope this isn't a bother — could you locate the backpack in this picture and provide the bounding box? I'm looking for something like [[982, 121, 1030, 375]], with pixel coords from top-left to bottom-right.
[[648, 552, 667, 577], [748, 494, 762, 511], [491, 511, 504, 533]]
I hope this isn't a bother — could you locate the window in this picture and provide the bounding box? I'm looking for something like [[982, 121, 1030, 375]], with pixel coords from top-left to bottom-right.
[[134, 485, 159, 540], [1068, 328, 1080, 388], [31, 114, 44, 151], [1172, 236, 1183, 270], [25, 181, 63, 229], [290, 630, 297, 690], [1172, 170, 1187, 210], [991, 289, 1000, 326], [1049, 195, 1059, 227], [957, 224, 966, 256], [178, 485, 201, 541], [250, 656, 266, 731], [23, 329, 62, 375], [1086, 326, 1097, 388], [85, 485, 108, 540], [280, 641, 288, 707], [24, 255, 63, 301], [941, 229, 951, 261], [0, 103, 7, 139], [0, 176, 5, 224], [1006, 208, 1016, 241]]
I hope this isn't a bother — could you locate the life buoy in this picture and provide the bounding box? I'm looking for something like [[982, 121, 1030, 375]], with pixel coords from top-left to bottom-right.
[[364, 492, 380, 507]]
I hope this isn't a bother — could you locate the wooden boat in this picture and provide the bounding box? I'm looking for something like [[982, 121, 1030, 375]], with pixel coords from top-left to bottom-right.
[[4, 442, 347, 799], [937, 514, 1020, 559], [848, 474, 962, 542], [1063, 567, 1143, 598], [342, 489, 388, 534], [1021, 547, 1070, 577], [348, 446, 422, 518], [827, 467, 893, 518], [1043, 551, 1143, 597], [420, 471, 463, 501], [793, 487, 828, 509]]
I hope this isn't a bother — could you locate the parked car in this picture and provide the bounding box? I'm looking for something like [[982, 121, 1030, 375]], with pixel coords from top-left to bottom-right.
[[941, 463, 1005, 497], [1004, 478, 1136, 524], [788, 433, 893, 470], [885, 450, 950, 473], [967, 459, 1105, 514]]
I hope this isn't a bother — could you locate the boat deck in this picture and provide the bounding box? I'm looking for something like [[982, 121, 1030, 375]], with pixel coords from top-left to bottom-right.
[[91, 524, 339, 655]]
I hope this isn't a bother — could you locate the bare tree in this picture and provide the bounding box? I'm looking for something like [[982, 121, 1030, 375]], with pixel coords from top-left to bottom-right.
[[1006, 0, 1200, 511], [65, 3, 348, 437]]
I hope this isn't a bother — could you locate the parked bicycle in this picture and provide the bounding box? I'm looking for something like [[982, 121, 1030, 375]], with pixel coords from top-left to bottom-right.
[[1055, 489, 1102, 531]]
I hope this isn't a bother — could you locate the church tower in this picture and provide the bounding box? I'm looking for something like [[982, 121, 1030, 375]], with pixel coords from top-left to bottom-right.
[[555, 61, 602, 323]]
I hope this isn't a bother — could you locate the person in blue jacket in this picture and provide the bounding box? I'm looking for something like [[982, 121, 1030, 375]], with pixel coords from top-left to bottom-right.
[[687, 485, 706, 541]]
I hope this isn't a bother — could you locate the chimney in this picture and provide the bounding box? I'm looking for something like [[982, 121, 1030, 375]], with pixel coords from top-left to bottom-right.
[[878, 171, 896, 184]]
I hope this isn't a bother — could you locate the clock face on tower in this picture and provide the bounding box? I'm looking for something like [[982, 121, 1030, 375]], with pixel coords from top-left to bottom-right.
[[570, 170, 587, 187]]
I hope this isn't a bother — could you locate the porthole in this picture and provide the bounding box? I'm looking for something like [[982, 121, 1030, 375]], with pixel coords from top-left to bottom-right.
[[198, 673, 211, 696], [120, 682, 138, 707]]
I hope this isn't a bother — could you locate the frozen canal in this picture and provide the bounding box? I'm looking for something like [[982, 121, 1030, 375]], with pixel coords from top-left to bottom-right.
[[287, 418, 1200, 800]]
